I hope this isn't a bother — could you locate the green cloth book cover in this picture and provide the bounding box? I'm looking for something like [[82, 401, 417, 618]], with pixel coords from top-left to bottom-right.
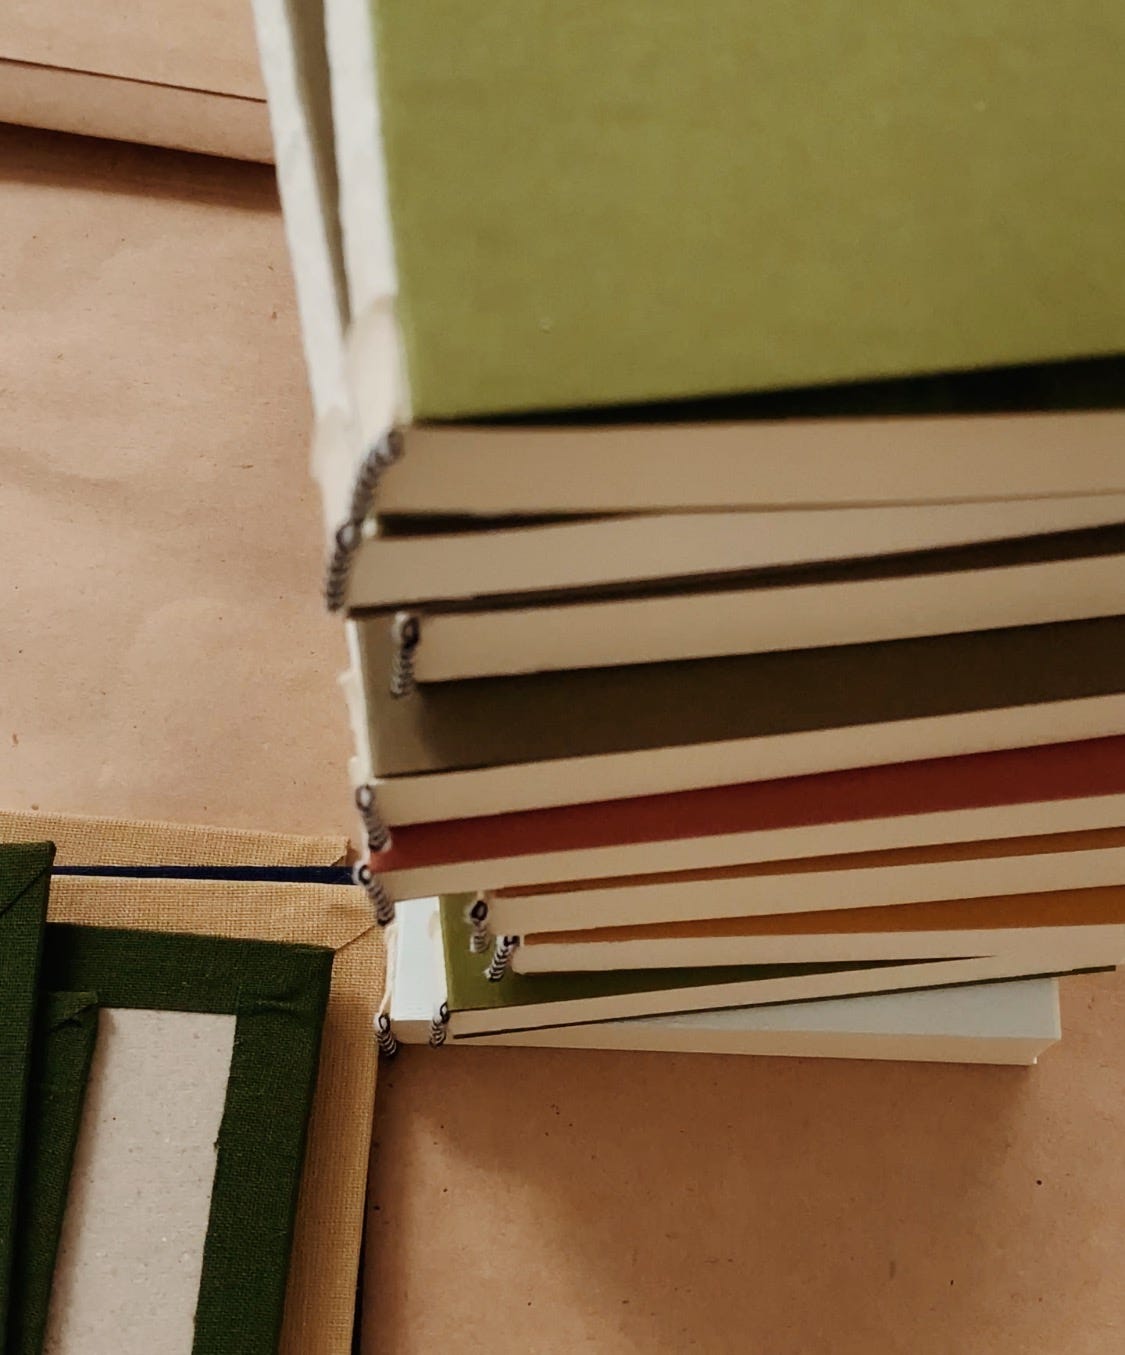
[[0, 841, 54, 1350], [372, 0, 1125, 418]]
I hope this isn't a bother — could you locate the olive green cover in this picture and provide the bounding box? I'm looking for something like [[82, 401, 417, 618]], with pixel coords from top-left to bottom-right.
[[360, 615, 1125, 777], [439, 897, 1108, 1034], [0, 843, 53, 1353], [372, 0, 1125, 417]]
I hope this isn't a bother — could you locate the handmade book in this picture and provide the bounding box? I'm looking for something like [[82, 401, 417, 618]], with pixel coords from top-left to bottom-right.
[[323, 357, 1125, 521], [0, 810, 378, 1355], [509, 885, 1125, 974], [369, 736, 1125, 899], [482, 828, 1125, 939], [344, 499, 1125, 611], [390, 898, 1062, 1066], [432, 897, 1111, 1040], [365, 526, 1125, 682], [357, 617, 1125, 824], [330, 0, 1125, 421], [254, 0, 1125, 556]]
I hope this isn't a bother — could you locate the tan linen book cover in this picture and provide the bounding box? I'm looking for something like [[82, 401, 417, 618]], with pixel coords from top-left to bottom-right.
[[0, 810, 381, 1355]]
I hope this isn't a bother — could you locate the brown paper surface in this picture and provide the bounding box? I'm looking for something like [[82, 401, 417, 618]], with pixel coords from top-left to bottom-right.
[[365, 969, 1125, 1354], [0, 60, 272, 163], [0, 126, 353, 834], [0, 0, 265, 99], [47, 873, 384, 1355]]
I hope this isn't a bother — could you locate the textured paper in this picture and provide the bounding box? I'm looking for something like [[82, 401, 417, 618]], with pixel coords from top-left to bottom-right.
[[0, 0, 269, 157], [0, 0, 265, 99], [390, 897, 1061, 1064], [44, 1009, 236, 1355], [42, 872, 382, 1355], [364, 969, 1125, 1355], [0, 811, 382, 1355], [0, 126, 354, 834]]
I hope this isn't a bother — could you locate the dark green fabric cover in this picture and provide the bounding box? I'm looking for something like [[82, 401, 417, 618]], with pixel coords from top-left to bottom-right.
[[0, 843, 53, 1352], [7, 993, 98, 1355], [22, 925, 335, 1355]]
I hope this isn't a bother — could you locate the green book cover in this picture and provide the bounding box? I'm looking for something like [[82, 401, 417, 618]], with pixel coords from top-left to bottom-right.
[[372, 0, 1125, 418], [361, 615, 1125, 777], [0, 842, 54, 1351]]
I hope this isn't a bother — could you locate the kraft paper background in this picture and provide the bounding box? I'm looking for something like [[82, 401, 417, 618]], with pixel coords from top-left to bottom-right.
[[0, 126, 354, 834], [4, 110, 1124, 1355]]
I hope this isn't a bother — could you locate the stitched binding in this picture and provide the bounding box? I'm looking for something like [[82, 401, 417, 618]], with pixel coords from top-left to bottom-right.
[[429, 1002, 450, 1048], [375, 1012, 399, 1058], [324, 428, 404, 611], [354, 784, 392, 852], [466, 896, 492, 954], [353, 861, 395, 926], [484, 935, 518, 983], [389, 611, 421, 697]]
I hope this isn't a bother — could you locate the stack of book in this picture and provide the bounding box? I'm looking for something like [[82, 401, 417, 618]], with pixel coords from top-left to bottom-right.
[[254, 0, 1125, 1062]]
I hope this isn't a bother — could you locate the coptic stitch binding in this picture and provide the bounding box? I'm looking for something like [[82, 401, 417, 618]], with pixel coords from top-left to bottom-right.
[[324, 428, 404, 612]]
